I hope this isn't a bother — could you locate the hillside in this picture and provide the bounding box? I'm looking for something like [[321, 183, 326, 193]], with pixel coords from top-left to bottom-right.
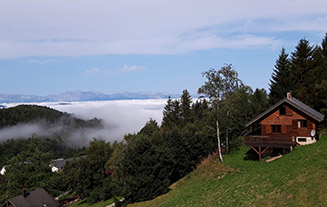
[[131, 133, 327, 207], [0, 105, 103, 166], [0, 105, 65, 126], [0, 104, 102, 129]]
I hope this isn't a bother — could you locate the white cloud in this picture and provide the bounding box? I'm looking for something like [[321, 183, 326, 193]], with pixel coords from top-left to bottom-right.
[[122, 65, 145, 72], [0, 0, 327, 58], [84, 65, 145, 76], [46, 100, 167, 142], [84, 68, 100, 75], [27, 59, 57, 64]]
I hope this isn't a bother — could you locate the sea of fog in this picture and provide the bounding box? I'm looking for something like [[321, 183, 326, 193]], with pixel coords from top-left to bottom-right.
[[1, 99, 167, 145]]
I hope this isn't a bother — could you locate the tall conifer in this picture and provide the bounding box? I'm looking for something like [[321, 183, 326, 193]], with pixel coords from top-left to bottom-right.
[[269, 48, 293, 104], [290, 38, 314, 104], [313, 33, 327, 115], [180, 89, 192, 124]]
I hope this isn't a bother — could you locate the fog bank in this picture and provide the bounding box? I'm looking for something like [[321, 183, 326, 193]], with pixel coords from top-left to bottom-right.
[[2, 99, 167, 145]]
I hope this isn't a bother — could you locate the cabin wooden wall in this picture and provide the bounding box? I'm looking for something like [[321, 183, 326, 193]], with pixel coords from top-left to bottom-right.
[[260, 104, 316, 137]]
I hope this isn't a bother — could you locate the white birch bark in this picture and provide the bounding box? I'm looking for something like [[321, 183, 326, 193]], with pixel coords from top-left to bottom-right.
[[216, 120, 223, 162]]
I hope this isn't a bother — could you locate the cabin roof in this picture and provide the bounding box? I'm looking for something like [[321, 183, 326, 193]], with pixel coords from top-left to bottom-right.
[[246, 97, 325, 127], [7, 188, 60, 207]]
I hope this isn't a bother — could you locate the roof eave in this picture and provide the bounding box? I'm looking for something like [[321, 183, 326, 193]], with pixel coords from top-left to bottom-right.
[[245, 98, 287, 127], [245, 98, 325, 127]]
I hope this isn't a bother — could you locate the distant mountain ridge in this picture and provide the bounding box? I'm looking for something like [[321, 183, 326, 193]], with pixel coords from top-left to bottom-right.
[[0, 91, 180, 103]]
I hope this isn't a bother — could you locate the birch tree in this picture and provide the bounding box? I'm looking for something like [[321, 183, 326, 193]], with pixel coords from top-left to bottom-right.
[[198, 64, 241, 162]]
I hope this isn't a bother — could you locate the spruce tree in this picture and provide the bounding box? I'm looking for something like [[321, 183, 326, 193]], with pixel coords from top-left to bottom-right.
[[269, 47, 293, 104], [313, 33, 327, 115], [322, 33, 327, 58], [180, 89, 192, 124], [290, 38, 314, 104], [251, 88, 269, 116]]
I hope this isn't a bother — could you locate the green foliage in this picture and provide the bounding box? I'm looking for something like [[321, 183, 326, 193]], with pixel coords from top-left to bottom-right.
[[64, 139, 113, 203], [220, 86, 254, 148], [291, 39, 315, 106], [251, 88, 269, 116], [110, 134, 174, 203], [269, 48, 293, 104], [0, 104, 103, 140], [139, 119, 160, 137], [180, 89, 192, 124], [161, 97, 182, 129], [3, 137, 61, 199], [0, 136, 85, 167], [198, 64, 251, 155], [269, 34, 327, 117], [0, 105, 64, 127], [313, 34, 327, 116], [198, 64, 241, 102]]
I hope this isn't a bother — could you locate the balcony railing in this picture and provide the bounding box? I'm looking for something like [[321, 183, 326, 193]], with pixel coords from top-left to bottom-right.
[[244, 135, 296, 147]]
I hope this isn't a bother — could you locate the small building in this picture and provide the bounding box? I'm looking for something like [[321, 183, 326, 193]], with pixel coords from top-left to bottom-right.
[[244, 92, 325, 160], [50, 156, 86, 173], [0, 166, 6, 176], [50, 158, 66, 173], [2, 188, 60, 207]]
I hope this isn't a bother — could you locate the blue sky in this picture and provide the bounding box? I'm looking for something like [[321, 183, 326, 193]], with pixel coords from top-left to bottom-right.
[[1, 0, 327, 96]]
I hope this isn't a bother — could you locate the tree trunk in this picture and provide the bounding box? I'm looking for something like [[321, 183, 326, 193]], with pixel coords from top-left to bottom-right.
[[216, 120, 223, 162], [226, 129, 229, 154]]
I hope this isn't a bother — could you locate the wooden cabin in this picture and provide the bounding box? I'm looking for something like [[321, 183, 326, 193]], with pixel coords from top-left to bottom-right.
[[244, 92, 325, 160]]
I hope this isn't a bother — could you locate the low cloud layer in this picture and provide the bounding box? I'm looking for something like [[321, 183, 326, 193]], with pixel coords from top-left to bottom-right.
[[1, 99, 167, 146], [49, 99, 166, 140]]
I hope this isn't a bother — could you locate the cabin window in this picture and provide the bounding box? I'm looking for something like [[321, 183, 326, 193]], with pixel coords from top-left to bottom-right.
[[271, 125, 281, 133], [297, 120, 307, 128], [279, 106, 286, 115], [297, 137, 307, 142]]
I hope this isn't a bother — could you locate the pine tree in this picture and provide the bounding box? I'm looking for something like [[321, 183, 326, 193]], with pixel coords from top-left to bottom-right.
[[322, 33, 327, 58], [161, 96, 174, 129], [269, 48, 293, 104], [313, 33, 327, 115], [251, 88, 269, 116], [162, 96, 181, 129], [180, 89, 192, 124], [291, 38, 314, 104]]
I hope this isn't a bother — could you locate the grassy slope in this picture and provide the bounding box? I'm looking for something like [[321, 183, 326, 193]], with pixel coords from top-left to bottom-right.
[[131, 133, 327, 207]]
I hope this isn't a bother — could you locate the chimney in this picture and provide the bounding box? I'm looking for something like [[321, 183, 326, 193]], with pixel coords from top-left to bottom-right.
[[287, 92, 292, 99], [22, 188, 29, 198]]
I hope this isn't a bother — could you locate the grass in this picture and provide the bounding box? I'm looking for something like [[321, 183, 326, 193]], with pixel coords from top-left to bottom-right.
[[130, 133, 327, 207], [67, 198, 115, 207]]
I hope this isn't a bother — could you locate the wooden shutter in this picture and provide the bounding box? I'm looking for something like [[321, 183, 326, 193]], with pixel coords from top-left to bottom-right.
[[282, 125, 287, 134], [266, 125, 272, 134], [261, 125, 266, 135]]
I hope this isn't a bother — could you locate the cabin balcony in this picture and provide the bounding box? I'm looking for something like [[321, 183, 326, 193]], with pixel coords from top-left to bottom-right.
[[244, 135, 296, 148]]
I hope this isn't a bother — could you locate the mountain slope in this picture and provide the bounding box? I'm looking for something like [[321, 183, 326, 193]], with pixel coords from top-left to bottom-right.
[[131, 133, 327, 207]]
